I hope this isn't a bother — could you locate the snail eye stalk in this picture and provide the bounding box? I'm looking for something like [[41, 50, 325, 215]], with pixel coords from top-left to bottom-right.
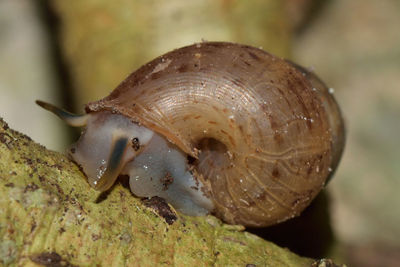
[[36, 100, 89, 127]]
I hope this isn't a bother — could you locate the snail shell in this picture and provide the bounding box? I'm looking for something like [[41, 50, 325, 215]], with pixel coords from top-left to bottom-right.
[[38, 42, 345, 227]]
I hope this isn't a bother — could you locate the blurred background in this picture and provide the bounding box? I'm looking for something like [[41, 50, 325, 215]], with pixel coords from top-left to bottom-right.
[[1, 0, 399, 265]]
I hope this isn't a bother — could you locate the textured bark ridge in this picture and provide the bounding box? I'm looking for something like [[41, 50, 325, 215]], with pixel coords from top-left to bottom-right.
[[0, 117, 314, 266]]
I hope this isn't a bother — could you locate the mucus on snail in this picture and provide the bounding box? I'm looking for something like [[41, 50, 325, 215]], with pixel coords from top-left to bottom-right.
[[36, 42, 345, 227]]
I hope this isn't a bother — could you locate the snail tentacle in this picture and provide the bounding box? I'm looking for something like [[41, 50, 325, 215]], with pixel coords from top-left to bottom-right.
[[36, 100, 89, 127], [91, 134, 130, 191]]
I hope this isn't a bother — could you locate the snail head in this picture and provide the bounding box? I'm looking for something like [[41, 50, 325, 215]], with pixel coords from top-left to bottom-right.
[[35, 100, 153, 191]]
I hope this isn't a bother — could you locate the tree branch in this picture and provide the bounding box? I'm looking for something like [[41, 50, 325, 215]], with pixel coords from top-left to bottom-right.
[[0, 117, 315, 266]]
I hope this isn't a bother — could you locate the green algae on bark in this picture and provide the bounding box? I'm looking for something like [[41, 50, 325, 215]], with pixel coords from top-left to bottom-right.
[[0, 117, 313, 266]]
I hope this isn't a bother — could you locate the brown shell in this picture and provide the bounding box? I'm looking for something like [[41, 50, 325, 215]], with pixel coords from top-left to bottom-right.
[[87, 42, 345, 227]]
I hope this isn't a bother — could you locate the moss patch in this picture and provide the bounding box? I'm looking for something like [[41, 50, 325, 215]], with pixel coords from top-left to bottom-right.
[[0, 118, 313, 266]]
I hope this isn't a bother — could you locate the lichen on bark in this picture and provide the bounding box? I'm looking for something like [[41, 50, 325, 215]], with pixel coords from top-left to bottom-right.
[[0, 117, 315, 266]]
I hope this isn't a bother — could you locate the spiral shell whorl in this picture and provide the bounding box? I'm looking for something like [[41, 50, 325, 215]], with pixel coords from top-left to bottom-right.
[[87, 42, 339, 227]]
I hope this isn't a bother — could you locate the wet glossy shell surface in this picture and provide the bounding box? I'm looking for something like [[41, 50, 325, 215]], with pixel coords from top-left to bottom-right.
[[87, 42, 343, 227]]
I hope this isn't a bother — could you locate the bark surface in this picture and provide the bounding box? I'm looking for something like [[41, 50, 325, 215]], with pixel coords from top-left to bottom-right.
[[0, 118, 313, 266]]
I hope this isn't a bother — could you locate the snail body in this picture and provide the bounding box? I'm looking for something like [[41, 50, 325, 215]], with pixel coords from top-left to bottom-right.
[[37, 42, 345, 227]]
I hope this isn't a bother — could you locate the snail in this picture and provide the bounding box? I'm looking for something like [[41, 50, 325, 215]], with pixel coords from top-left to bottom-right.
[[36, 42, 345, 227]]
